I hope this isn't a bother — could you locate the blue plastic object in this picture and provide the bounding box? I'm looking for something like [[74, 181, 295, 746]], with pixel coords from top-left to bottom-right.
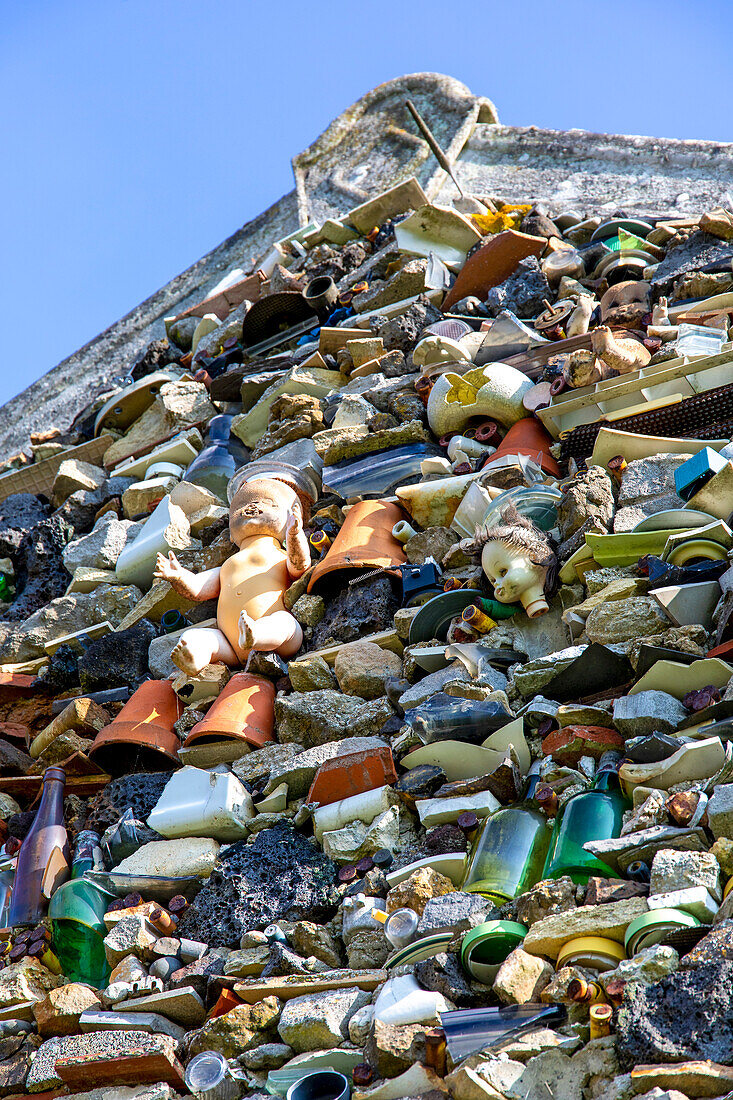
[[674, 448, 728, 502]]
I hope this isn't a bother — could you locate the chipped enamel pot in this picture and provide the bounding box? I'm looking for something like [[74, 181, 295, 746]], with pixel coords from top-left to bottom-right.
[[427, 364, 533, 436]]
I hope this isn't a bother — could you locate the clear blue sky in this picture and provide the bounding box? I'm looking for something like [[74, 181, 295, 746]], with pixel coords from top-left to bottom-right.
[[1, 0, 730, 408]]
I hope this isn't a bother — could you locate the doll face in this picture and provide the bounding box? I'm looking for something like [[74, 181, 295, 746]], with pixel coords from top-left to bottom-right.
[[481, 540, 543, 604], [229, 479, 300, 546]]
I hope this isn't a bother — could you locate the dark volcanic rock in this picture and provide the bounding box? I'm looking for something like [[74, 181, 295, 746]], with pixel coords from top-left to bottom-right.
[[2, 515, 72, 621], [485, 256, 552, 319], [310, 575, 398, 650], [36, 644, 80, 693], [0, 494, 50, 563], [178, 823, 340, 947], [130, 337, 181, 381], [415, 952, 490, 1008], [616, 958, 733, 1068], [78, 619, 158, 692], [371, 296, 442, 353], [85, 771, 172, 830], [55, 478, 134, 535]]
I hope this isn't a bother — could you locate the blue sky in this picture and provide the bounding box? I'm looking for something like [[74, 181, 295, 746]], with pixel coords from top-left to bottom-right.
[[1, 0, 730, 408]]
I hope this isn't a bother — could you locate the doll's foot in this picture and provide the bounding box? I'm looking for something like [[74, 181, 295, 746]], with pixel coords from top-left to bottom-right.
[[238, 611, 256, 652], [171, 638, 206, 676]]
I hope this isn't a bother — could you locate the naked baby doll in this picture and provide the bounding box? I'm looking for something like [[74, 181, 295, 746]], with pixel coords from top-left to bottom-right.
[[154, 476, 311, 675]]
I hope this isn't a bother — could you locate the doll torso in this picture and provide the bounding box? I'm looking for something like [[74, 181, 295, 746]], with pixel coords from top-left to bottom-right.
[[217, 535, 290, 659]]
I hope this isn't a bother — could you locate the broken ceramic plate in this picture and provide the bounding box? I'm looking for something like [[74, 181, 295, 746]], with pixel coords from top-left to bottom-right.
[[386, 853, 466, 889], [650, 582, 722, 630], [474, 311, 549, 365], [394, 204, 481, 268], [634, 645, 699, 678], [629, 657, 733, 700], [625, 734, 684, 764], [619, 736, 726, 795], [541, 643, 633, 703], [633, 509, 716, 533]]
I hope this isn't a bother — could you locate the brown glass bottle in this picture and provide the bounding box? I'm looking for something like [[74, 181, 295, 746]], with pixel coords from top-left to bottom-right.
[[8, 768, 69, 928]]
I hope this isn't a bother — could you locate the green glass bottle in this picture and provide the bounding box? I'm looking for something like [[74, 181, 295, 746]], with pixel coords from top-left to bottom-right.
[[461, 764, 553, 905], [542, 752, 629, 885]]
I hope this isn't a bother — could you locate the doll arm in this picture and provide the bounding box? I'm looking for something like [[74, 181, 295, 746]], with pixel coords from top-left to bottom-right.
[[285, 509, 311, 579], [154, 552, 222, 601]]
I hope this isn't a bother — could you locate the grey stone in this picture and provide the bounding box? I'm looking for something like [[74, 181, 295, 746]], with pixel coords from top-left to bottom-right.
[[62, 511, 141, 572], [288, 655, 337, 693], [649, 848, 721, 901], [405, 526, 458, 565], [612, 691, 687, 738], [585, 597, 668, 644], [618, 454, 689, 507], [599, 945, 679, 990], [346, 929, 391, 970], [400, 664, 471, 708], [511, 645, 587, 697], [278, 987, 371, 1053], [707, 783, 733, 839], [0, 583, 143, 663], [558, 467, 615, 542], [177, 823, 339, 947], [418, 892, 494, 935], [275, 690, 393, 747], [241, 1042, 294, 1070], [651, 230, 733, 295]]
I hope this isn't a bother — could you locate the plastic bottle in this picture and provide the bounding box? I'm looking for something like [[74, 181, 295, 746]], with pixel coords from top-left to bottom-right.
[[8, 767, 69, 927], [461, 763, 553, 904], [182, 414, 249, 498], [542, 752, 628, 885]]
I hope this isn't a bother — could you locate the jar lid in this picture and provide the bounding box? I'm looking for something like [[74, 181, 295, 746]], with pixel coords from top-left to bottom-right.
[[185, 1050, 229, 1092], [461, 920, 527, 982], [624, 908, 700, 957], [145, 461, 184, 479], [556, 936, 626, 972]]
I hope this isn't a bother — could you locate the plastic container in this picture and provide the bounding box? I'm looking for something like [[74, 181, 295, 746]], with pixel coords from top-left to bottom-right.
[[384, 908, 419, 950], [147, 766, 255, 841], [460, 920, 527, 984], [676, 323, 726, 359], [462, 766, 553, 904], [556, 936, 625, 971], [185, 1050, 242, 1100], [542, 753, 628, 885]]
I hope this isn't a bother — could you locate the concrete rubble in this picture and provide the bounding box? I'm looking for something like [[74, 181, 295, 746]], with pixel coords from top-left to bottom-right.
[[3, 74, 733, 1100]]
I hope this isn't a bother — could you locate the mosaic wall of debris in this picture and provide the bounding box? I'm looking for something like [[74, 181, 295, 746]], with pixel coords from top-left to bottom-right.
[[1, 171, 733, 1100]]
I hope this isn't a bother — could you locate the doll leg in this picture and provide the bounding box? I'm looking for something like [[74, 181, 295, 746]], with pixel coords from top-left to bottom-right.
[[238, 610, 303, 658], [171, 627, 239, 676]]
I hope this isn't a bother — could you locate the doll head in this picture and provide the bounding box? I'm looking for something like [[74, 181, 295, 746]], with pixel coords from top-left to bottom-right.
[[228, 477, 301, 547], [461, 503, 557, 618]]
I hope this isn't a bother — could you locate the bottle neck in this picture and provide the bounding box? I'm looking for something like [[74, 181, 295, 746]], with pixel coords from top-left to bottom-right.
[[593, 769, 620, 793], [34, 775, 66, 828]]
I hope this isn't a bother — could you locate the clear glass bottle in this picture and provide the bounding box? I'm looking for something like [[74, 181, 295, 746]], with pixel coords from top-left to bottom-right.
[[542, 752, 628, 885], [183, 414, 249, 498], [461, 763, 553, 904], [8, 767, 69, 927]]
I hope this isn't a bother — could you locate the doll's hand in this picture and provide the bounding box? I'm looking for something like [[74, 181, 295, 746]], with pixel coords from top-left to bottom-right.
[[285, 509, 303, 539], [154, 551, 185, 583]]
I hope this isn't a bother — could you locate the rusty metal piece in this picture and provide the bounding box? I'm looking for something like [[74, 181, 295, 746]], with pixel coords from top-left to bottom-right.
[[607, 455, 628, 482], [568, 978, 608, 1004], [535, 785, 559, 816]]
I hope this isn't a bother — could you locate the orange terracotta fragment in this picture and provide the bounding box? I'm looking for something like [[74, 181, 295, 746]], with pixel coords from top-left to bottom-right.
[[89, 680, 182, 774], [308, 499, 406, 592], [307, 746, 398, 807], [186, 672, 275, 748]]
